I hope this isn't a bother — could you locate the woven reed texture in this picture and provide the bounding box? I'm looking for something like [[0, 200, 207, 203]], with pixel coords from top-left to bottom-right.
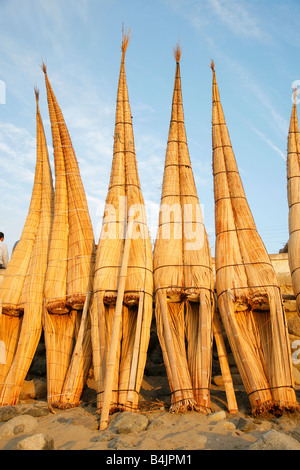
[[0, 90, 54, 404], [153, 46, 215, 413], [212, 61, 298, 415], [90, 31, 153, 428], [42, 65, 95, 408], [287, 96, 300, 315]]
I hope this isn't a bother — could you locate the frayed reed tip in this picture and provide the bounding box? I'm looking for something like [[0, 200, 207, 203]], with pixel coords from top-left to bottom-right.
[[211, 59, 215, 71], [41, 61, 47, 74], [34, 86, 39, 100], [121, 25, 131, 53], [174, 42, 182, 63]]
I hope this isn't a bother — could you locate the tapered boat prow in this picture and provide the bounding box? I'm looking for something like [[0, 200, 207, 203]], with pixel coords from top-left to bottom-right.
[[166, 288, 183, 303], [46, 300, 70, 315], [251, 295, 270, 311], [67, 294, 87, 311], [103, 292, 117, 306], [185, 288, 202, 302], [67, 303, 84, 311], [103, 291, 140, 306], [1, 306, 24, 317], [233, 293, 270, 312], [165, 288, 203, 303], [123, 292, 140, 306]]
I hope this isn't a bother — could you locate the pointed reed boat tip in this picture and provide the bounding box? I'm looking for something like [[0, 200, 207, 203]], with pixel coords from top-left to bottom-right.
[[121, 24, 131, 53], [210, 59, 215, 72], [34, 86, 39, 101], [174, 41, 182, 63], [41, 61, 47, 74]]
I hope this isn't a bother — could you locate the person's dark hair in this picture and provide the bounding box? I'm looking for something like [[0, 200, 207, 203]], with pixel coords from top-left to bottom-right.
[[0, 232, 4, 239]]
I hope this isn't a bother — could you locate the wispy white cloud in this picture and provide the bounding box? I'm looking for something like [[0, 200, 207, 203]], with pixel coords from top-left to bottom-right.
[[165, 0, 270, 44], [207, 0, 270, 41], [209, 53, 289, 141], [0, 121, 39, 252], [253, 128, 286, 161], [0, 122, 36, 182]]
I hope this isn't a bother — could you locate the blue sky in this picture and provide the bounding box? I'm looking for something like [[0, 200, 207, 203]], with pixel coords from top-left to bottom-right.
[[0, 0, 299, 256]]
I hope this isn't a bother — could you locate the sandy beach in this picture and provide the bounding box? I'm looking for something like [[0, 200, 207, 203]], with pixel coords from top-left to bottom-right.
[[1, 370, 300, 452], [1, 317, 300, 453]]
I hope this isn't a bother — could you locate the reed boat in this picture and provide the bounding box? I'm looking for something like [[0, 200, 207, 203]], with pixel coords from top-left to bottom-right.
[[153, 46, 237, 414], [90, 29, 153, 431], [212, 60, 299, 415], [0, 89, 54, 405], [42, 64, 95, 409]]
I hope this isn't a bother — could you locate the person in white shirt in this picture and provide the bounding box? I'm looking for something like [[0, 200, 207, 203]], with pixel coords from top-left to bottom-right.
[[0, 232, 9, 269]]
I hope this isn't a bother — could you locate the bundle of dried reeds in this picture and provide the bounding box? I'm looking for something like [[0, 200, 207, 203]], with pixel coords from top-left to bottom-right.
[[90, 29, 153, 431], [0, 89, 54, 405], [212, 60, 299, 415], [42, 64, 95, 409], [153, 46, 236, 414], [287, 93, 300, 315]]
